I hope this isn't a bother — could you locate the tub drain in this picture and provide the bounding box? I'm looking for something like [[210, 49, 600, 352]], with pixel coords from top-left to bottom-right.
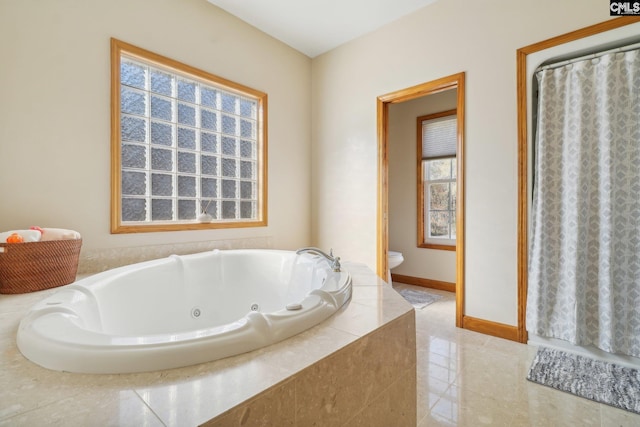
[[250, 303, 259, 312], [191, 307, 202, 318]]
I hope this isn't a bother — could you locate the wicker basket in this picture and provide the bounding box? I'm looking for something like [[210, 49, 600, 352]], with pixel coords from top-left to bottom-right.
[[0, 239, 82, 294]]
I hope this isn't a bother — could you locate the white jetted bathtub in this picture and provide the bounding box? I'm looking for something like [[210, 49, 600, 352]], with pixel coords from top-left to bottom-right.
[[17, 248, 351, 374]]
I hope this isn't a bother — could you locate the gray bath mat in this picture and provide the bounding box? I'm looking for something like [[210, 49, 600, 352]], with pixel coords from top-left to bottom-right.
[[398, 288, 442, 309], [527, 347, 640, 414]]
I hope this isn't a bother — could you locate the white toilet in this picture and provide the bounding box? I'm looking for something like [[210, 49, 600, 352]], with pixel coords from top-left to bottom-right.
[[387, 250, 404, 284]]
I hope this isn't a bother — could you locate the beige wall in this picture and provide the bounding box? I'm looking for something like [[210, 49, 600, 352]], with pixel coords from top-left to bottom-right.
[[0, 0, 311, 252], [311, 0, 611, 325], [0, 0, 619, 328], [388, 90, 457, 283]]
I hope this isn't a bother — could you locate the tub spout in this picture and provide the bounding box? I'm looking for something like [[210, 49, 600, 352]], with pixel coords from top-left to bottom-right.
[[296, 247, 341, 272]]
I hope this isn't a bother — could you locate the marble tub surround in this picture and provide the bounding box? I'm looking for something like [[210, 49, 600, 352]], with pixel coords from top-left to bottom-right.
[[77, 236, 274, 274], [0, 262, 416, 426], [205, 310, 416, 426]]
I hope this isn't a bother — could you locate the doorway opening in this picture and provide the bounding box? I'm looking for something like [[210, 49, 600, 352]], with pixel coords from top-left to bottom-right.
[[377, 72, 465, 327]]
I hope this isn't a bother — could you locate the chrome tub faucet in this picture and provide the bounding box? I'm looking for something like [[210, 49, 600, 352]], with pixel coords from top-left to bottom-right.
[[296, 247, 341, 272]]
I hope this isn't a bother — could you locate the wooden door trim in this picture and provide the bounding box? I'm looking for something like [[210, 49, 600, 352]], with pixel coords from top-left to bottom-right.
[[377, 72, 465, 327]]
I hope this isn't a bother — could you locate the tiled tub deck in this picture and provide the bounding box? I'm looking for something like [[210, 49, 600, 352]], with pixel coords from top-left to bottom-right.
[[0, 262, 416, 426]]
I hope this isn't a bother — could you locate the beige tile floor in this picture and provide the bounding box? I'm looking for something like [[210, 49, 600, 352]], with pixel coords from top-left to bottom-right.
[[392, 283, 640, 427]]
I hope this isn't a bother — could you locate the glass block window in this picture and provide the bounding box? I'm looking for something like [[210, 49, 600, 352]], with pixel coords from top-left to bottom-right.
[[111, 38, 267, 233]]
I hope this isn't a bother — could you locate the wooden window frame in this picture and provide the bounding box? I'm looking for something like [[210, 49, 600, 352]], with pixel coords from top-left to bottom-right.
[[110, 38, 268, 233], [417, 109, 457, 251]]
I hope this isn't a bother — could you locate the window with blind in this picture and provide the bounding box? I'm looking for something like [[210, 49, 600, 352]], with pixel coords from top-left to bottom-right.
[[110, 38, 267, 233], [418, 110, 457, 249]]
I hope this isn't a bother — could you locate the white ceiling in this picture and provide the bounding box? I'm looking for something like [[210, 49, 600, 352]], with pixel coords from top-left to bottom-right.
[[206, 0, 440, 58]]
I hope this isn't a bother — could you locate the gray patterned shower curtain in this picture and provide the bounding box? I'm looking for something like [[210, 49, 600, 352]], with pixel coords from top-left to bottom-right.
[[527, 48, 640, 358]]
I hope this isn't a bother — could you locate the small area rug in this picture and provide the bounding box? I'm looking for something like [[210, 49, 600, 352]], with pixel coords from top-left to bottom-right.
[[398, 288, 442, 309], [527, 347, 640, 414]]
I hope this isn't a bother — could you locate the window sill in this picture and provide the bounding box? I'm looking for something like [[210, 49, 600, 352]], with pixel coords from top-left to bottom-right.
[[418, 243, 456, 251], [111, 219, 267, 234]]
